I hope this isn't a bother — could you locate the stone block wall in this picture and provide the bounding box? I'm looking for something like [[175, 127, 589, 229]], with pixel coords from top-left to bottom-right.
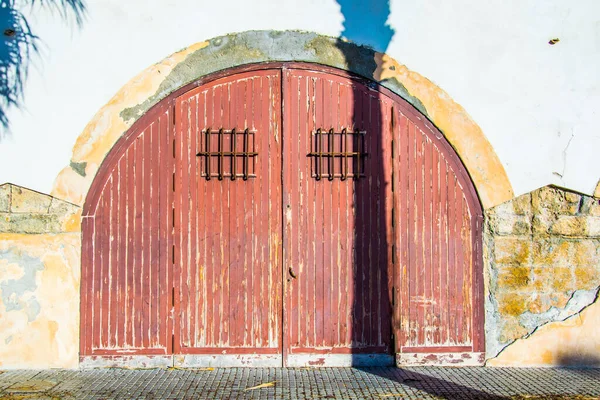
[[0, 184, 81, 369], [485, 185, 600, 366]]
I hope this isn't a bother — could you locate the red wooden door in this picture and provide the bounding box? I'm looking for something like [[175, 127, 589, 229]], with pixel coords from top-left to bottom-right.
[[282, 68, 394, 366], [81, 63, 483, 367], [174, 69, 283, 366]]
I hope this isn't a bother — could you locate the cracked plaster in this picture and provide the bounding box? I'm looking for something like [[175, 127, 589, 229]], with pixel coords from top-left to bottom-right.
[[485, 185, 600, 366]]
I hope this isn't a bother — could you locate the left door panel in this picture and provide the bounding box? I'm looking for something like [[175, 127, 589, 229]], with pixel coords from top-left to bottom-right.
[[81, 104, 175, 358], [174, 69, 283, 366]]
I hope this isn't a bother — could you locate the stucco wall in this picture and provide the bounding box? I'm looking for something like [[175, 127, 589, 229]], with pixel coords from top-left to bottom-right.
[[0, 184, 81, 369], [0, 1, 599, 198], [485, 186, 600, 366]]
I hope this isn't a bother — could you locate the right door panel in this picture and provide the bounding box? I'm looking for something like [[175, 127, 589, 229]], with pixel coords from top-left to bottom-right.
[[391, 100, 484, 365]]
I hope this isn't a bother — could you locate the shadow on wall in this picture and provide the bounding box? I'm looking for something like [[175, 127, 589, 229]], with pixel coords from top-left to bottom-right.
[[0, 0, 86, 137]]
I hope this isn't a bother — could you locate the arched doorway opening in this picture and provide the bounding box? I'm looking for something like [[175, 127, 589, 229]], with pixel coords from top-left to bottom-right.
[[80, 63, 484, 367]]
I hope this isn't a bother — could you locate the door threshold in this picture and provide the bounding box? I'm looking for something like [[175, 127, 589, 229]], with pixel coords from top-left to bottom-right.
[[286, 354, 395, 367], [80, 354, 395, 368], [80, 355, 173, 369], [174, 354, 283, 367]]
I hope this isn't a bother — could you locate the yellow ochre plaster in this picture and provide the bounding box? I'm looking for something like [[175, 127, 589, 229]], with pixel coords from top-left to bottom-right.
[[52, 32, 513, 209], [594, 180, 600, 199], [373, 53, 513, 209], [488, 294, 600, 367], [0, 233, 81, 369]]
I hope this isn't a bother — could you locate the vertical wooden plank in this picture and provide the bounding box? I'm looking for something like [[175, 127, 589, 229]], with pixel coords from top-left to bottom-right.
[[408, 119, 418, 347], [423, 133, 433, 346], [307, 75, 317, 349], [258, 76, 270, 347], [446, 163, 456, 345], [439, 158, 449, 346], [272, 71, 283, 351], [284, 71, 298, 350], [397, 113, 409, 350], [81, 216, 92, 354], [228, 80, 242, 347], [198, 90, 209, 348], [330, 82, 341, 347], [206, 86, 218, 347], [126, 145, 135, 348], [382, 99, 394, 350], [322, 78, 333, 347], [249, 77, 261, 347], [371, 93, 381, 348], [188, 95, 199, 348], [241, 78, 251, 347], [455, 185, 465, 345], [157, 109, 168, 351], [354, 86, 367, 347], [108, 167, 119, 348], [431, 149, 441, 345], [338, 82, 350, 347], [142, 125, 152, 349], [103, 177, 112, 349]]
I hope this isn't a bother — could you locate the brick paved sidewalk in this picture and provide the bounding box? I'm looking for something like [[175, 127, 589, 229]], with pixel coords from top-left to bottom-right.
[[0, 367, 598, 399]]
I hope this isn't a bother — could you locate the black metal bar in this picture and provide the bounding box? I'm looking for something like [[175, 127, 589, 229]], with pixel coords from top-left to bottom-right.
[[341, 128, 347, 181], [243, 128, 249, 181], [196, 152, 259, 157], [203, 129, 256, 134], [328, 128, 334, 180], [205, 127, 211, 181], [316, 128, 321, 181], [355, 128, 361, 180], [218, 128, 224, 180], [306, 152, 368, 157], [231, 128, 236, 180]]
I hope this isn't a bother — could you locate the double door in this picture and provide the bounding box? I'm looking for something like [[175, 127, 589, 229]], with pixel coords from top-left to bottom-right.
[[80, 64, 483, 368], [174, 67, 393, 366]]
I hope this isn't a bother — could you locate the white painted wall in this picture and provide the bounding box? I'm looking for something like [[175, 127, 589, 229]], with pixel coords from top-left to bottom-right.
[[0, 0, 598, 197]]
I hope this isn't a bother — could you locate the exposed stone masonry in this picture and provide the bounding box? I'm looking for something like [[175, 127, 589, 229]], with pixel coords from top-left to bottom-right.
[[485, 186, 600, 359], [0, 183, 80, 233]]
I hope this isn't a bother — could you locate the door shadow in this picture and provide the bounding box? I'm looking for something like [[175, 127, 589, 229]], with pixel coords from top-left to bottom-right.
[[335, 0, 395, 366], [357, 367, 508, 399]]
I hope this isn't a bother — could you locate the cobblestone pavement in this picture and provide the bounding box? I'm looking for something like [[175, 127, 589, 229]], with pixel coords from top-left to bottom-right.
[[0, 367, 598, 399]]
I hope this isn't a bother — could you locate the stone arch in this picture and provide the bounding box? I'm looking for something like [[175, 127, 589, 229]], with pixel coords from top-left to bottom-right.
[[52, 30, 513, 210]]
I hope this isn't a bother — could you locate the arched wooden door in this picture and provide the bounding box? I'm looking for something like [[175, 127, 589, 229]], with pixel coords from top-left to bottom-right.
[[81, 63, 483, 367]]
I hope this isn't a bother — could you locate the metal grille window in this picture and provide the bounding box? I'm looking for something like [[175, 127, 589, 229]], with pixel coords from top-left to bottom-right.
[[308, 128, 367, 180], [197, 128, 257, 180]]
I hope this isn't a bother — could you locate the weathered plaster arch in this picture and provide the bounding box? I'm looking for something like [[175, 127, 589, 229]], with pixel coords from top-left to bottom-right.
[[51, 30, 513, 210]]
